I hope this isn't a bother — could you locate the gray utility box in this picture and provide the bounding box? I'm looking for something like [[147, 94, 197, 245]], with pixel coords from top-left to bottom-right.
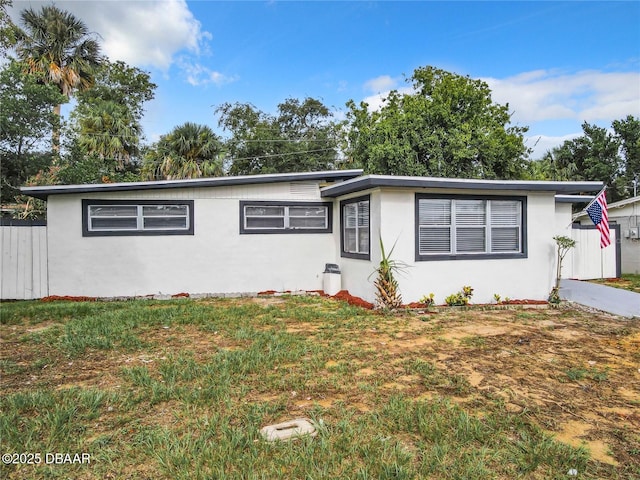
[[322, 263, 341, 296]]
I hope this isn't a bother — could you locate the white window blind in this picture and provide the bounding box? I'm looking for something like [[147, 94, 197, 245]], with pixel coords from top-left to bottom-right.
[[418, 197, 522, 256], [88, 204, 189, 232], [343, 199, 369, 255], [455, 200, 486, 253], [418, 199, 451, 254], [243, 204, 328, 231], [490, 200, 521, 252]]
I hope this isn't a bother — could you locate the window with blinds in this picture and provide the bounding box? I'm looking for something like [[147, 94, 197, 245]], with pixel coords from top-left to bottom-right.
[[341, 195, 370, 259], [239, 201, 332, 234], [82, 200, 194, 236], [416, 195, 524, 259]]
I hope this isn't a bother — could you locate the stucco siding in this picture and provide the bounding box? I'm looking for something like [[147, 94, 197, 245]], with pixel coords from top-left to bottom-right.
[[46, 183, 335, 297], [340, 189, 558, 304], [334, 190, 380, 301]]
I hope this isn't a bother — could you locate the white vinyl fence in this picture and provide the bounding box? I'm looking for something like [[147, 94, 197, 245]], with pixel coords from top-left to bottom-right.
[[0, 220, 48, 300], [566, 224, 619, 280]]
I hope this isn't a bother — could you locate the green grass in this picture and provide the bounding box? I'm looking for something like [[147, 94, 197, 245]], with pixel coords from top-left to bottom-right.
[[0, 296, 634, 479], [588, 273, 640, 293]]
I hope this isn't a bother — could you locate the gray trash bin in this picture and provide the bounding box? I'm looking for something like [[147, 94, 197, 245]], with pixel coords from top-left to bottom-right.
[[322, 263, 341, 296]]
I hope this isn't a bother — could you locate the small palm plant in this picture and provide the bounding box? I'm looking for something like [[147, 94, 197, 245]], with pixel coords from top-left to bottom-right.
[[371, 237, 408, 310]]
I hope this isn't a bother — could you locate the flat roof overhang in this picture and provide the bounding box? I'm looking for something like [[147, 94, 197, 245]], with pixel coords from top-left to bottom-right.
[[21, 169, 364, 200], [321, 175, 604, 197], [554, 195, 596, 203]]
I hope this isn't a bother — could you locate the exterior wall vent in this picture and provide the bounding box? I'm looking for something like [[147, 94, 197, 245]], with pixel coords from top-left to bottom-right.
[[290, 182, 319, 198]]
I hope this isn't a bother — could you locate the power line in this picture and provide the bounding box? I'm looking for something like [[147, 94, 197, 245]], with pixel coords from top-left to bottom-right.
[[49, 146, 340, 165]]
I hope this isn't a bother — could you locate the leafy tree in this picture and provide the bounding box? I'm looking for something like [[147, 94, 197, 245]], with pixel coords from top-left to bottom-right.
[[142, 123, 224, 180], [70, 60, 156, 172], [345, 66, 530, 179], [544, 122, 624, 200], [612, 115, 640, 196], [15, 4, 101, 156], [0, 60, 64, 202], [0, 0, 17, 56], [75, 59, 156, 126], [217, 97, 342, 175]]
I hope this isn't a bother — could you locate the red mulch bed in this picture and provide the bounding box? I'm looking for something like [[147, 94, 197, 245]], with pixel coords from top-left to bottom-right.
[[41, 295, 97, 302], [405, 302, 431, 309], [331, 290, 375, 309]]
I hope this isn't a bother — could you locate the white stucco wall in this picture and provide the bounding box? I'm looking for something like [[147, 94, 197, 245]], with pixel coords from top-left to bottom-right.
[[44, 180, 582, 302], [338, 188, 559, 304], [554, 202, 575, 279], [331, 190, 381, 301], [46, 182, 337, 297]]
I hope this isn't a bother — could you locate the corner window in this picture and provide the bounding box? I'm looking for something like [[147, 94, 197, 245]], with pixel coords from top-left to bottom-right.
[[341, 195, 370, 259], [239, 201, 332, 234], [82, 200, 194, 236], [415, 194, 526, 260]]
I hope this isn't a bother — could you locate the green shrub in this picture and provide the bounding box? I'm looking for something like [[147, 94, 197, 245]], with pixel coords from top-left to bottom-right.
[[445, 286, 474, 306]]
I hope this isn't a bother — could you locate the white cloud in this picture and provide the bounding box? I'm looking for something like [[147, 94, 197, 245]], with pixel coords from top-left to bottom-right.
[[363, 75, 400, 93], [361, 86, 413, 111], [11, 0, 212, 71], [483, 69, 640, 125], [525, 133, 581, 159], [178, 59, 237, 87]]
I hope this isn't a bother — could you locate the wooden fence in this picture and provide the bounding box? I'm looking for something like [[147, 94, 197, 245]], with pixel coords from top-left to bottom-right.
[[0, 219, 48, 300]]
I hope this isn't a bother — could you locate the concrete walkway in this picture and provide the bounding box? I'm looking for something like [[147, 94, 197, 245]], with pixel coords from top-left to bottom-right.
[[560, 279, 640, 318]]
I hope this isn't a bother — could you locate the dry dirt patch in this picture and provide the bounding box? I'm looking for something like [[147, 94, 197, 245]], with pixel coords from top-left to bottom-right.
[[365, 308, 640, 467]]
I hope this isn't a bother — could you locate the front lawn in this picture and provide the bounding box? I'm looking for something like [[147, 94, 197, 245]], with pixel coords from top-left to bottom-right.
[[589, 274, 640, 293], [1, 296, 638, 479]]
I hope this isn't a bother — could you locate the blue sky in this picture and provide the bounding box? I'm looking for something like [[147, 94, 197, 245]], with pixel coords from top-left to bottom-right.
[[10, 1, 640, 159]]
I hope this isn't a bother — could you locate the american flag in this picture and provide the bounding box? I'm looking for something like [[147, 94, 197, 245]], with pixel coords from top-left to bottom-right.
[[586, 188, 610, 248]]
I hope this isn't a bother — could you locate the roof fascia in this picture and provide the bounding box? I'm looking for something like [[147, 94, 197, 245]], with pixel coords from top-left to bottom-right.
[[554, 195, 595, 203], [21, 169, 364, 200], [321, 175, 604, 198]]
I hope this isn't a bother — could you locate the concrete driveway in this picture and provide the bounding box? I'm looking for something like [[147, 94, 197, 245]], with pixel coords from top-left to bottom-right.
[[560, 279, 640, 318]]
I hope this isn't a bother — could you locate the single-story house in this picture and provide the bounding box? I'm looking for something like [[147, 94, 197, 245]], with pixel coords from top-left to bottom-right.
[[573, 195, 640, 275], [18, 170, 603, 304]]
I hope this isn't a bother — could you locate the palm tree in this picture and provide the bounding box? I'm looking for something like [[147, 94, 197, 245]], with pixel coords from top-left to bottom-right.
[[142, 123, 225, 180], [15, 5, 101, 157], [76, 100, 141, 169]]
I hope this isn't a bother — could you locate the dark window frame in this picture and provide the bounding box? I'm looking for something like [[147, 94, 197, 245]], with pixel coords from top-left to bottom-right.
[[340, 194, 371, 260], [415, 193, 527, 261], [239, 200, 333, 234], [82, 199, 194, 237]]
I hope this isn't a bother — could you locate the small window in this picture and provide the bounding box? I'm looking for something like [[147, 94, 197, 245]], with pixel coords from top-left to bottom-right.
[[239, 201, 332, 234], [82, 200, 194, 236], [341, 195, 370, 259], [416, 195, 526, 260]]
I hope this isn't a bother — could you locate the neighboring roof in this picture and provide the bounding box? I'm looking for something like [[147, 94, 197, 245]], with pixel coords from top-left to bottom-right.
[[20, 169, 364, 200], [573, 195, 640, 220], [320, 175, 604, 197], [606, 195, 640, 210]]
